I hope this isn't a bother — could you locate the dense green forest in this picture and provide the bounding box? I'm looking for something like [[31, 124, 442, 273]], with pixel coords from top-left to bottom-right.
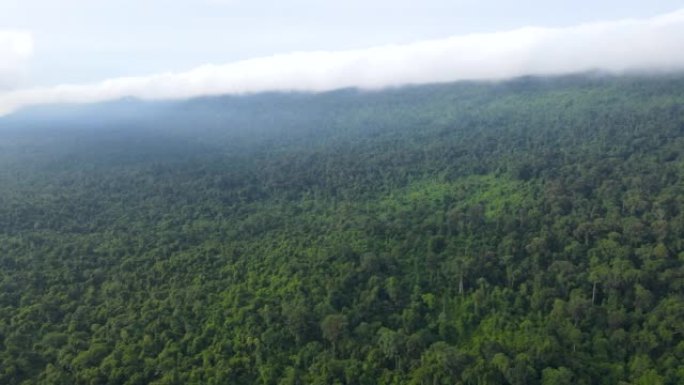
[[0, 74, 683, 385]]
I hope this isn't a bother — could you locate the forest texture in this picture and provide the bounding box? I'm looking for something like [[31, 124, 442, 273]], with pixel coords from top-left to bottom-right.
[[0, 74, 683, 384]]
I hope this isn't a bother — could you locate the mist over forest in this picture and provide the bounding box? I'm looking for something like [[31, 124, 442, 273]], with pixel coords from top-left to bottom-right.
[[0, 73, 683, 384]]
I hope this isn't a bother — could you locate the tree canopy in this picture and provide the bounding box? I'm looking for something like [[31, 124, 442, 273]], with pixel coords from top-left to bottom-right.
[[0, 74, 683, 384]]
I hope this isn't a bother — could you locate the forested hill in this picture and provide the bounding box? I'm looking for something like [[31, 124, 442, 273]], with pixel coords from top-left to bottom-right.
[[0, 74, 683, 385]]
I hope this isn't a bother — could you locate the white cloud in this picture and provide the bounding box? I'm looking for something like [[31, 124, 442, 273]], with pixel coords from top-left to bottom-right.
[[0, 30, 33, 91], [2, 9, 684, 115]]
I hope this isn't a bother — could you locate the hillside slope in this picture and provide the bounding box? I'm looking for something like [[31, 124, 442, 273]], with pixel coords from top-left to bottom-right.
[[0, 74, 683, 385]]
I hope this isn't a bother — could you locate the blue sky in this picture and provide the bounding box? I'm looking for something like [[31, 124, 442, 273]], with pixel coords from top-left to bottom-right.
[[0, 1, 683, 114]]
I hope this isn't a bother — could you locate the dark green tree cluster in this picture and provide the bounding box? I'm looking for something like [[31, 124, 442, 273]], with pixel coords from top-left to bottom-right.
[[0, 74, 683, 384]]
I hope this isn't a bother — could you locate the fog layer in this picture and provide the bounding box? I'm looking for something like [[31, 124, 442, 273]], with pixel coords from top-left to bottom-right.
[[1, 9, 683, 115]]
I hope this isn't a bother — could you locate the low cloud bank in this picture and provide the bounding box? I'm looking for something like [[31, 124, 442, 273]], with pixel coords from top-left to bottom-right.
[[2, 9, 684, 115]]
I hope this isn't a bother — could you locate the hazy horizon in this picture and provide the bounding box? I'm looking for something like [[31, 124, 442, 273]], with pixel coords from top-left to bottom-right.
[[1, 3, 684, 115]]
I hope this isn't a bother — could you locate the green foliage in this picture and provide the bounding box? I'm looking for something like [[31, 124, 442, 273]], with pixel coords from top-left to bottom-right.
[[0, 73, 683, 384]]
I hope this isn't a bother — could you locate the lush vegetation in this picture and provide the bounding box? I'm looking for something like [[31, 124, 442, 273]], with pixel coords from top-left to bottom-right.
[[0, 74, 683, 384]]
